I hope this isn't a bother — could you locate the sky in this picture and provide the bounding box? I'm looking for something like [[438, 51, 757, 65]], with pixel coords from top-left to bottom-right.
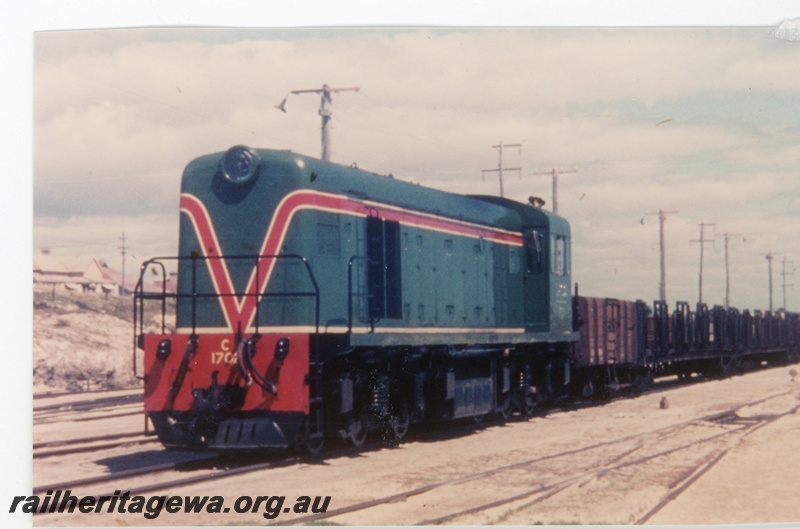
[[31, 22, 800, 313]]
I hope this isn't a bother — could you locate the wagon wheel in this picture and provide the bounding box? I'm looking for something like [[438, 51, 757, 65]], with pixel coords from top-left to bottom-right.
[[580, 379, 595, 399], [629, 372, 649, 395], [720, 355, 741, 377]]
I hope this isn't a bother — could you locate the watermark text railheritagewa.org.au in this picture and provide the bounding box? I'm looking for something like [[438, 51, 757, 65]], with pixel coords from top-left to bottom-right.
[[9, 490, 331, 520]]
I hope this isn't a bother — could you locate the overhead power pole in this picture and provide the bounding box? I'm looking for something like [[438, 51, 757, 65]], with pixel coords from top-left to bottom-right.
[[275, 84, 360, 161], [645, 209, 678, 303], [716, 232, 743, 309], [781, 257, 794, 311], [533, 167, 579, 215], [690, 222, 715, 305], [481, 141, 522, 197], [118, 232, 128, 296], [765, 252, 778, 312]]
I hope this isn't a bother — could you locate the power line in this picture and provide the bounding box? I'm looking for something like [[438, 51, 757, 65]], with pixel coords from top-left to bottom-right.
[[353, 92, 485, 161]]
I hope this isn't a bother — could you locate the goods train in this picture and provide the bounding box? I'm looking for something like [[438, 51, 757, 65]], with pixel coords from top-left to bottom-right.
[[133, 145, 800, 453]]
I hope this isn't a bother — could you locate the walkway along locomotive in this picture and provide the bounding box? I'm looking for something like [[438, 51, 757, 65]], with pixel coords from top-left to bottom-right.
[[133, 146, 800, 453]]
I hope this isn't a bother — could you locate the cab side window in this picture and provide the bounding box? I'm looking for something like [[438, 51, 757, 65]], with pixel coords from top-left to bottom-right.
[[523, 230, 544, 274], [550, 234, 569, 276]]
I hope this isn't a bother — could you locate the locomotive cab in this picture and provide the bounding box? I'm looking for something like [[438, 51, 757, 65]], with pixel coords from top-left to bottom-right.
[[472, 195, 574, 340]]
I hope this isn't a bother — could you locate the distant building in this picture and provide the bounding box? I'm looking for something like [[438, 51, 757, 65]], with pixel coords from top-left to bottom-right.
[[33, 252, 176, 298], [33, 254, 97, 296], [93, 259, 177, 295]]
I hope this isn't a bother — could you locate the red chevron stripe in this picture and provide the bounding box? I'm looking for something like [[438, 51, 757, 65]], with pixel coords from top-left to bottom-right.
[[180, 190, 522, 330]]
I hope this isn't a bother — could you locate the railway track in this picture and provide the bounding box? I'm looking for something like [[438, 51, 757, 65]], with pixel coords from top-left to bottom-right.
[[31, 372, 799, 525], [269, 389, 799, 526], [33, 393, 144, 426], [633, 402, 797, 524], [33, 387, 141, 401], [33, 429, 431, 504], [33, 393, 142, 415], [26, 378, 641, 490], [33, 432, 158, 459]]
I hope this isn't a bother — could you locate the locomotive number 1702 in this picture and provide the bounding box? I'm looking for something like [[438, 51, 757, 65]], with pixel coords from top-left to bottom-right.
[[211, 339, 237, 365]]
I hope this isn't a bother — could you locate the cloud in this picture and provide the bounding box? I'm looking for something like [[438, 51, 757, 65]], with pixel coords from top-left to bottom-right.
[[32, 27, 800, 311], [34, 213, 179, 268]]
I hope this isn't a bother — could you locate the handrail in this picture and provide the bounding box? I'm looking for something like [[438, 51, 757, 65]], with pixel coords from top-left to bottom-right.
[[132, 254, 321, 377], [347, 255, 376, 334]]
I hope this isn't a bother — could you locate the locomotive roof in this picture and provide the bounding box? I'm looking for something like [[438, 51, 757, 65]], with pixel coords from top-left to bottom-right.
[[183, 147, 569, 235]]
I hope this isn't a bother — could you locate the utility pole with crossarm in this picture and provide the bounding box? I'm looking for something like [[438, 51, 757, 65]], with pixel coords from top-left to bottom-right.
[[275, 84, 360, 162], [781, 257, 794, 311], [690, 222, 715, 305], [716, 232, 744, 309], [644, 209, 678, 303], [481, 141, 522, 198], [533, 167, 579, 215]]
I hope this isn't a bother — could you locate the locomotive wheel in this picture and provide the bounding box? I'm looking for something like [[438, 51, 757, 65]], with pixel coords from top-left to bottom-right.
[[497, 393, 513, 420], [304, 436, 325, 456], [390, 404, 410, 441], [522, 393, 538, 416], [347, 413, 369, 448]]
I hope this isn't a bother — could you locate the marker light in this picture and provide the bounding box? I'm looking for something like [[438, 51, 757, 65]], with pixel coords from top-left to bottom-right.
[[274, 337, 291, 361], [222, 145, 260, 185], [156, 339, 172, 361]]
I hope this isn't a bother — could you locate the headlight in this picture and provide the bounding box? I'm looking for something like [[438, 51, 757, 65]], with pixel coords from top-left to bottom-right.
[[222, 145, 260, 185]]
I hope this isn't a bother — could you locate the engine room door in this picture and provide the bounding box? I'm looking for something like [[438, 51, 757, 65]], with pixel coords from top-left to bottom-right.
[[366, 215, 402, 323]]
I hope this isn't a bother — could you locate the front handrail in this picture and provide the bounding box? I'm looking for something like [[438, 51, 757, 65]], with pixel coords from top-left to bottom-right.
[[132, 254, 321, 379]]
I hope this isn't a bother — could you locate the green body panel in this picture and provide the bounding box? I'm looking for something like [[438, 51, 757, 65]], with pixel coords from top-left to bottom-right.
[[175, 148, 578, 346]]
